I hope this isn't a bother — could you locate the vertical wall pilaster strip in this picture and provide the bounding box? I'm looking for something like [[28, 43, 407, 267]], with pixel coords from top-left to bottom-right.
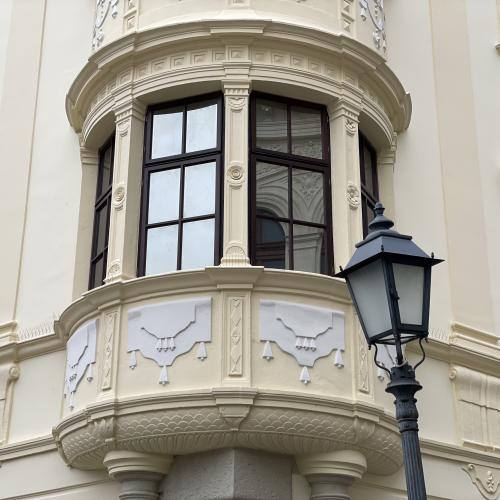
[[220, 81, 251, 267], [106, 99, 146, 283], [328, 99, 363, 274]]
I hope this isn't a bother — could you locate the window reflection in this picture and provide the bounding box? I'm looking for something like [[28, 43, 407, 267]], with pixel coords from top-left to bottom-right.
[[256, 162, 288, 219], [151, 108, 183, 159], [293, 224, 325, 274], [291, 106, 322, 159], [256, 99, 288, 153], [183, 162, 216, 218], [292, 168, 324, 224], [186, 103, 218, 153], [255, 217, 288, 269], [146, 225, 178, 275], [148, 169, 180, 224]]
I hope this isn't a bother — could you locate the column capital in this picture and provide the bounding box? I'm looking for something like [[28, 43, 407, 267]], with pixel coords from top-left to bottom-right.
[[327, 98, 362, 123], [104, 450, 173, 478], [297, 451, 367, 500], [222, 79, 251, 96], [113, 98, 147, 125]]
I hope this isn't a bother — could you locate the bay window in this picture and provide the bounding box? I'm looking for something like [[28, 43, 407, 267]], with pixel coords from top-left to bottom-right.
[[359, 133, 379, 237], [250, 94, 333, 275], [138, 94, 223, 276]]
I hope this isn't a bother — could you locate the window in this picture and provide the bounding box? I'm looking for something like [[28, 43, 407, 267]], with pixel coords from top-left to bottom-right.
[[359, 133, 379, 237], [250, 94, 333, 275], [138, 94, 223, 276], [89, 136, 114, 289]]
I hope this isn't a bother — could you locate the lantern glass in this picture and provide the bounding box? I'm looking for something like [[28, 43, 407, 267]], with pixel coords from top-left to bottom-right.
[[348, 259, 392, 340], [392, 263, 425, 326]]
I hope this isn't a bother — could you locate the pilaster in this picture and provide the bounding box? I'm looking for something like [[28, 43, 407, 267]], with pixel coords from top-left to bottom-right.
[[297, 451, 367, 500], [106, 99, 146, 283], [104, 450, 172, 500], [220, 81, 251, 267], [328, 98, 363, 274]]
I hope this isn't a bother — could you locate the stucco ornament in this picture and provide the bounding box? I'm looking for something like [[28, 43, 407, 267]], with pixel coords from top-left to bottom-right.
[[359, 0, 387, 52], [463, 464, 500, 499], [127, 298, 212, 385], [260, 300, 345, 384], [64, 319, 98, 410], [346, 182, 360, 209], [92, 0, 119, 50]]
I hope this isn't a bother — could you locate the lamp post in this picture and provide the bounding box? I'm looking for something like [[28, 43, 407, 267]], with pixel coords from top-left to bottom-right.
[[335, 203, 442, 500]]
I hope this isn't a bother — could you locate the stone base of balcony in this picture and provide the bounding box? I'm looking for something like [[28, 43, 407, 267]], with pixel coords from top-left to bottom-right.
[[53, 388, 402, 476]]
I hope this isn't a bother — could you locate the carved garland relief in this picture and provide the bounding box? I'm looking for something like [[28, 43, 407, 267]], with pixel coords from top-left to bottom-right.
[[93, 0, 119, 50], [463, 464, 500, 500], [260, 300, 345, 384], [359, 0, 387, 52], [127, 298, 212, 384]]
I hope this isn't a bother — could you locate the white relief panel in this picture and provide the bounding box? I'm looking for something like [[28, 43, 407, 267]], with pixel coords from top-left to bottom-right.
[[64, 319, 98, 410], [260, 300, 345, 384], [128, 297, 211, 385]]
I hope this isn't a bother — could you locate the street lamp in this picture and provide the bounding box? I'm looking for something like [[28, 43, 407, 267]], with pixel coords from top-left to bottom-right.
[[336, 202, 442, 500]]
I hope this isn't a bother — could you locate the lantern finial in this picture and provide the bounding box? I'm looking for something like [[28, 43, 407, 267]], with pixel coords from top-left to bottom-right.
[[368, 202, 394, 233]]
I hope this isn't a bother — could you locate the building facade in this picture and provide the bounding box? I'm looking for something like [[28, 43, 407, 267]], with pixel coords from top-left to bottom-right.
[[0, 1, 499, 498]]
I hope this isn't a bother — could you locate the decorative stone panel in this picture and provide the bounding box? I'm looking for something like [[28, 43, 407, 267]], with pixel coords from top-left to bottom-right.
[[260, 300, 345, 384], [64, 319, 98, 410], [127, 298, 212, 384]]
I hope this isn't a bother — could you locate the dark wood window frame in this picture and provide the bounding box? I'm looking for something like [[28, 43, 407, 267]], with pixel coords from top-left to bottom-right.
[[359, 132, 379, 237], [89, 135, 115, 290], [138, 93, 224, 276], [249, 92, 334, 275]]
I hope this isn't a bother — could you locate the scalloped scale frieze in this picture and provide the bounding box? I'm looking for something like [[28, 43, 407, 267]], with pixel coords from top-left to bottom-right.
[[260, 300, 345, 384], [64, 319, 98, 410], [127, 297, 212, 384]]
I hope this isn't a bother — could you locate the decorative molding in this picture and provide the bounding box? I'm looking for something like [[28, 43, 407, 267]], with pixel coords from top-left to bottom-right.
[[101, 310, 118, 391], [345, 118, 358, 136], [53, 390, 402, 475], [0, 363, 20, 444], [221, 243, 250, 267], [228, 298, 243, 376], [105, 259, 122, 282], [359, 0, 387, 52], [112, 183, 126, 210], [93, 0, 119, 51], [68, 25, 411, 144], [18, 318, 55, 342], [357, 328, 370, 393], [450, 366, 500, 451], [340, 0, 356, 34], [260, 300, 345, 384], [0, 435, 56, 463], [127, 298, 212, 384], [346, 182, 360, 209], [463, 464, 500, 499], [64, 320, 98, 410]]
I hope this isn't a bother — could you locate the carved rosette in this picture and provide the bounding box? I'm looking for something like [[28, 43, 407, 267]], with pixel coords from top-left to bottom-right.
[[227, 163, 245, 186], [260, 300, 345, 384], [127, 298, 212, 384], [112, 183, 126, 210]]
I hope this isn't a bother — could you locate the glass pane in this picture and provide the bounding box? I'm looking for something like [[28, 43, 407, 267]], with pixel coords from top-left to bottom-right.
[[148, 169, 180, 224], [292, 169, 324, 223], [151, 108, 183, 159], [95, 204, 108, 255], [256, 162, 288, 219], [183, 162, 216, 218], [291, 106, 322, 158], [91, 257, 104, 289], [186, 102, 218, 152], [146, 225, 178, 275], [393, 263, 425, 325], [256, 98, 288, 153], [181, 219, 215, 269], [348, 260, 392, 339], [293, 224, 325, 274], [256, 218, 289, 269], [100, 145, 113, 195], [363, 144, 375, 195]]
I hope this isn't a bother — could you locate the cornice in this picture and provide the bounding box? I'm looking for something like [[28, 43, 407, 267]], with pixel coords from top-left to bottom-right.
[[58, 268, 350, 338], [0, 435, 56, 463], [66, 19, 411, 142], [53, 388, 403, 474]]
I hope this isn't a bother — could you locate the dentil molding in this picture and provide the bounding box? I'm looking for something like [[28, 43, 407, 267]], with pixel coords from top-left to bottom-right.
[[260, 300, 345, 384], [64, 320, 98, 410], [127, 297, 211, 384]]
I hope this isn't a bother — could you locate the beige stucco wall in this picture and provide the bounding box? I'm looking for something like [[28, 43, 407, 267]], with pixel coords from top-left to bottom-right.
[[0, 1, 499, 499]]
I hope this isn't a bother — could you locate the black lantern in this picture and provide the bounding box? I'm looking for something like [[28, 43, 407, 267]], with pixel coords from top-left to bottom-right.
[[336, 202, 443, 500], [336, 203, 442, 361]]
